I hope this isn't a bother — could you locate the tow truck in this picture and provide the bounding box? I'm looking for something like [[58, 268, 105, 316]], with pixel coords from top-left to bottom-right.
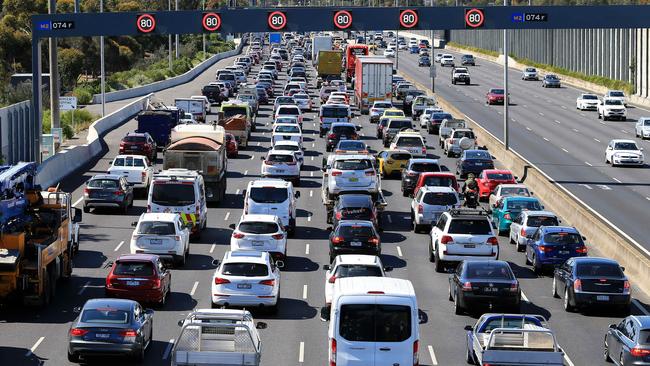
[[0, 162, 82, 306]]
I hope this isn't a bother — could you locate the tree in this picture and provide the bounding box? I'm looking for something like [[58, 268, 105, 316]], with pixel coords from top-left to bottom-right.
[[58, 47, 84, 91]]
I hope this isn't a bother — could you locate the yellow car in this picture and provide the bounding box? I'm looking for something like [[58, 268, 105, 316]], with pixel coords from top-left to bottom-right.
[[376, 149, 412, 177], [381, 108, 406, 120]]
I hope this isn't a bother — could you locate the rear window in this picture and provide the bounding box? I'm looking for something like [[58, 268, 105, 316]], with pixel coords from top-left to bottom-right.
[[322, 107, 349, 118], [384, 111, 403, 117], [390, 153, 411, 160], [113, 157, 145, 167], [543, 232, 582, 245], [151, 183, 196, 206], [88, 179, 119, 189], [575, 263, 623, 277], [410, 163, 440, 173], [341, 206, 372, 217], [444, 120, 465, 129], [249, 187, 288, 203], [222, 107, 247, 118], [278, 107, 299, 115], [375, 102, 392, 109], [396, 137, 423, 147], [339, 304, 411, 342], [337, 141, 365, 150], [219, 74, 235, 81], [422, 176, 454, 189], [387, 120, 412, 129], [81, 308, 130, 324], [332, 126, 356, 135], [221, 263, 269, 277], [487, 173, 513, 180], [337, 225, 374, 238], [114, 261, 154, 276], [506, 200, 541, 211], [275, 125, 300, 133], [465, 262, 514, 280], [465, 151, 491, 159], [293, 94, 309, 100], [138, 221, 176, 235], [238, 222, 279, 234], [482, 318, 542, 332], [123, 136, 146, 143], [335, 265, 382, 278], [423, 192, 458, 206], [452, 131, 475, 139], [334, 159, 372, 170], [526, 216, 558, 227], [269, 154, 295, 163], [447, 219, 492, 235]]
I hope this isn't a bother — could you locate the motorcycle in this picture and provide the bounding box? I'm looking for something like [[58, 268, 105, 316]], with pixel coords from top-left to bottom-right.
[[463, 189, 478, 209]]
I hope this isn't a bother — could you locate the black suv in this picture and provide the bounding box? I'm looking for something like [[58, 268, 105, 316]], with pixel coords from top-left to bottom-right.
[[328, 220, 381, 263], [329, 194, 380, 228], [326, 123, 359, 152], [401, 158, 442, 197]]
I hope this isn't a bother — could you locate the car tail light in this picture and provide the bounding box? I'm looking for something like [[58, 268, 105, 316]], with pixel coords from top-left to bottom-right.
[[624, 280, 631, 294], [272, 233, 284, 240], [413, 340, 419, 366], [214, 277, 231, 285], [503, 213, 511, 220], [331, 236, 344, 245], [440, 235, 454, 245], [141, 171, 146, 182], [408, 172, 417, 177], [573, 279, 582, 292], [151, 277, 161, 289], [175, 235, 181, 241], [331, 170, 342, 176], [328, 133, 336, 139], [575, 246, 588, 254], [417, 204, 423, 214], [509, 282, 519, 292], [368, 237, 379, 245], [69, 328, 88, 337], [259, 279, 275, 286], [330, 338, 337, 366], [83, 187, 89, 196], [328, 275, 337, 284], [365, 170, 375, 176], [120, 329, 138, 338], [520, 228, 527, 237], [630, 347, 650, 357], [335, 212, 342, 220], [114, 190, 124, 196], [487, 237, 499, 246], [232, 232, 245, 239], [538, 245, 553, 252], [422, 146, 426, 155], [462, 281, 473, 291]]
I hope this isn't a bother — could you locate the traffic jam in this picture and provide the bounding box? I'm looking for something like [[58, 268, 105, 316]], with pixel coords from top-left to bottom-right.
[[4, 31, 650, 366]]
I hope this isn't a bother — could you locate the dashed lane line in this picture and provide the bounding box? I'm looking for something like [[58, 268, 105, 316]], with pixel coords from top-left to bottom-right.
[[190, 281, 199, 297], [573, 128, 579, 132], [396, 246, 403, 257], [302, 285, 308, 300], [72, 197, 83, 207], [585, 162, 593, 166], [428, 345, 438, 365], [307, 213, 312, 222], [250, 155, 255, 160], [25, 336, 45, 357], [521, 291, 529, 302], [539, 112, 544, 116], [562, 148, 569, 153], [594, 138, 601, 143], [554, 120, 561, 124], [298, 341, 305, 363], [305, 243, 310, 255], [210, 244, 216, 253], [162, 339, 175, 360], [543, 137, 549, 142], [613, 178, 621, 183], [309, 190, 313, 197], [235, 189, 240, 195], [224, 212, 231, 221], [114, 240, 125, 252], [633, 299, 650, 315], [244, 170, 249, 175]]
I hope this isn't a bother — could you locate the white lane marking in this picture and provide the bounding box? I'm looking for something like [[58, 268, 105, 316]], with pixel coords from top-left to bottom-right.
[[72, 197, 83, 207], [307, 213, 312, 222], [539, 112, 544, 116], [114, 240, 125, 252], [396, 246, 403, 257], [622, 129, 628, 133], [309, 190, 313, 197], [633, 299, 650, 315], [600, 121, 606, 125], [572, 128, 579, 132], [523, 104, 528, 108], [562, 148, 569, 153], [310, 171, 314, 177], [311, 156, 314, 161], [597, 185, 612, 190], [554, 120, 561, 124], [561, 105, 567, 109], [162, 339, 175, 360], [613, 177, 621, 183], [77, 280, 91, 295], [564, 352, 576, 366], [594, 138, 601, 143], [302, 285, 308, 299], [190, 281, 199, 296], [521, 291, 529, 302], [511, 118, 516, 122], [312, 143, 315, 148], [428, 345, 438, 365], [298, 341, 305, 363], [646, 197, 650, 201], [580, 184, 593, 190], [224, 212, 231, 221], [25, 336, 45, 357], [580, 113, 586, 117], [543, 137, 549, 142], [262, 132, 266, 136], [244, 170, 249, 175], [210, 243, 216, 253], [387, 215, 392, 223], [250, 155, 255, 160], [256, 142, 260, 146], [585, 162, 593, 166], [235, 189, 240, 195], [525, 127, 532, 131], [305, 243, 310, 255]]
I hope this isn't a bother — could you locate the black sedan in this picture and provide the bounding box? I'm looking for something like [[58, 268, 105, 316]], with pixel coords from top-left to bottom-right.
[[456, 149, 495, 178], [68, 298, 153, 362], [83, 174, 134, 214], [418, 55, 431, 67], [604, 315, 650, 365], [330, 193, 380, 228], [552, 257, 631, 313], [328, 220, 381, 263], [542, 74, 561, 88], [448, 260, 521, 315]]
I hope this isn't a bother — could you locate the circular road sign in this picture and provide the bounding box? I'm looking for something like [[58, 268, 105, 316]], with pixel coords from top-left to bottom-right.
[[202, 12, 222, 32], [136, 13, 156, 33], [333, 10, 353, 29], [399, 9, 418, 29], [268, 11, 287, 30], [465, 8, 485, 28]]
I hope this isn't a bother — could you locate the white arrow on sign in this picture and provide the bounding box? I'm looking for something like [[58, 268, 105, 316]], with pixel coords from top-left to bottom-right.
[[59, 96, 77, 110]]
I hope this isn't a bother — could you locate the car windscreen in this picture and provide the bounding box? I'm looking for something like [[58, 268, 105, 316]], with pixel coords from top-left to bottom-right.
[[332, 126, 356, 135], [268, 154, 295, 163], [123, 136, 146, 143], [487, 173, 513, 180], [337, 225, 374, 238], [113, 157, 145, 167], [374, 102, 392, 109], [322, 107, 349, 118], [490, 89, 504, 95], [387, 120, 412, 129], [249, 187, 288, 203], [410, 162, 440, 172], [238, 222, 279, 234], [543, 232, 583, 245], [525, 68, 536, 72], [422, 176, 454, 189], [447, 219, 492, 235], [614, 142, 638, 150], [609, 91, 625, 97], [396, 137, 423, 147], [81, 308, 130, 324], [423, 192, 458, 206], [527, 216, 558, 227], [605, 99, 624, 106], [151, 183, 196, 206], [466, 151, 491, 160], [582, 95, 598, 100], [138, 221, 176, 235], [221, 263, 269, 277], [500, 187, 529, 196], [275, 125, 300, 133], [222, 107, 247, 118], [334, 159, 372, 170], [114, 261, 154, 276], [88, 179, 119, 189], [465, 262, 514, 280], [575, 262, 623, 277], [339, 304, 411, 342], [335, 265, 383, 278], [507, 200, 542, 211]]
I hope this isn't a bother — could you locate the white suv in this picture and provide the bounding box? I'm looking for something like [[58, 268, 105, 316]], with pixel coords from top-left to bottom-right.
[[325, 154, 379, 199], [129, 213, 190, 266], [323, 254, 390, 306], [440, 54, 455, 67], [443, 128, 476, 157], [598, 98, 627, 121], [428, 209, 499, 272], [244, 179, 300, 235], [272, 123, 303, 146], [390, 130, 427, 158], [260, 150, 301, 186], [411, 186, 460, 233], [230, 214, 287, 263]]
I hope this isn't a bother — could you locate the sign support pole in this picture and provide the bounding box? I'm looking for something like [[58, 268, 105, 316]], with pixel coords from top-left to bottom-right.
[[100, 0, 105, 117], [503, 0, 509, 151]]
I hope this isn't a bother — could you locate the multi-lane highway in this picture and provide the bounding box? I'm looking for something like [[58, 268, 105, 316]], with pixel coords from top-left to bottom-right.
[[2, 40, 650, 366], [396, 46, 650, 249]]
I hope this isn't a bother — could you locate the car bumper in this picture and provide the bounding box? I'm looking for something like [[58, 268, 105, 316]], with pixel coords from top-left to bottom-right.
[[331, 246, 381, 257], [612, 157, 643, 165], [211, 293, 278, 307], [84, 199, 125, 208], [574, 292, 631, 307], [69, 341, 141, 357], [459, 292, 519, 309], [439, 252, 498, 262], [415, 213, 440, 226], [105, 287, 164, 303]]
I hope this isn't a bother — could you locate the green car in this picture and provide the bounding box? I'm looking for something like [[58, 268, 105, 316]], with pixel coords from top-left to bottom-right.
[[491, 196, 543, 235]]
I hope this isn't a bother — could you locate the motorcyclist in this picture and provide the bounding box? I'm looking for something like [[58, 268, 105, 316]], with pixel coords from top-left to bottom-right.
[[463, 173, 478, 194]]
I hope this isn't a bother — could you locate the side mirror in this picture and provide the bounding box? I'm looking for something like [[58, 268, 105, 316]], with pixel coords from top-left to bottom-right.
[[356, 126, 361, 131], [323, 264, 331, 271], [145, 309, 154, 317], [131, 221, 138, 227], [73, 208, 83, 223], [229, 223, 236, 230], [609, 323, 617, 329], [384, 266, 393, 272], [295, 191, 301, 198], [514, 176, 519, 181], [320, 306, 331, 321], [260, 156, 265, 161], [582, 236, 587, 241], [256, 322, 268, 329], [621, 266, 626, 272], [418, 309, 428, 324], [321, 167, 326, 172], [178, 319, 184, 327], [464, 325, 473, 331], [212, 259, 220, 267]]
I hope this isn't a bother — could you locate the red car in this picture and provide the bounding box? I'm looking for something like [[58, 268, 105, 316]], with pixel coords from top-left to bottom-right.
[[105, 254, 171, 306], [225, 133, 238, 158], [119, 132, 157, 162], [486, 88, 505, 105], [475, 169, 517, 199], [413, 172, 459, 196]]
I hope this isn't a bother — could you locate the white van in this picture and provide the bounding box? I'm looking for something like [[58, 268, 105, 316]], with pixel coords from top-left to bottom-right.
[[147, 169, 207, 238], [323, 277, 421, 366], [244, 179, 300, 236]]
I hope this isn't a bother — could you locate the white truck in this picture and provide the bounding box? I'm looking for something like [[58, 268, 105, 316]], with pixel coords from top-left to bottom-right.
[[107, 155, 154, 192], [175, 98, 206, 122], [354, 56, 393, 114], [469, 327, 565, 366], [312, 35, 333, 65]]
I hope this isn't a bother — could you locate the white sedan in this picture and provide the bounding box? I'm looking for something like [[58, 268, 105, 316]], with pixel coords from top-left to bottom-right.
[[605, 139, 644, 166], [323, 255, 390, 305], [383, 48, 396, 58], [230, 214, 287, 263], [576, 93, 600, 110]]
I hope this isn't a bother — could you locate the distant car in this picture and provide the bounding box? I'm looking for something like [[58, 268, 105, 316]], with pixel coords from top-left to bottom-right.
[[107, 155, 154, 191], [451, 67, 471, 85], [375, 149, 412, 177], [273, 140, 305, 167], [461, 54, 475, 66], [425, 111, 453, 135], [552, 257, 631, 313], [323, 254, 390, 306], [418, 55, 431, 67], [229, 214, 287, 262], [292, 92, 312, 111], [119, 132, 157, 162], [335, 140, 368, 154], [260, 150, 301, 186], [475, 169, 517, 200], [329, 193, 380, 228], [636, 117, 650, 139], [440, 54, 455, 67], [605, 139, 644, 166], [328, 220, 381, 263], [409, 45, 419, 54], [598, 98, 627, 121], [105, 254, 171, 306], [413, 172, 459, 196], [486, 88, 505, 105], [449, 260, 521, 314], [225, 133, 238, 158], [434, 53, 444, 63], [369, 101, 394, 123], [130, 213, 191, 266], [456, 149, 495, 178], [521, 67, 539, 80], [603, 315, 650, 365], [67, 298, 153, 362], [83, 174, 134, 214], [576, 93, 600, 110], [542, 74, 561, 88], [491, 196, 543, 235], [508, 210, 559, 251], [488, 183, 531, 209], [401, 158, 441, 197], [326, 122, 359, 152], [525, 226, 588, 274], [411, 186, 460, 232], [604, 89, 628, 106]]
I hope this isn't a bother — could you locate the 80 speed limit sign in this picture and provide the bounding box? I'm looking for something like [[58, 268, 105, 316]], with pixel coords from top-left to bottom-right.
[[333, 10, 353, 29], [268, 11, 287, 30], [136, 13, 156, 33], [399, 9, 418, 29], [465, 8, 485, 28], [202, 12, 221, 32]]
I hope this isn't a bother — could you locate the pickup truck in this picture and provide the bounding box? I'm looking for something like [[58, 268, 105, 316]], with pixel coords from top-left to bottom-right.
[[438, 118, 467, 148], [107, 155, 154, 192], [452, 67, 471, 85], [411, 95, 437, 120], [172, 309, 265, 366]]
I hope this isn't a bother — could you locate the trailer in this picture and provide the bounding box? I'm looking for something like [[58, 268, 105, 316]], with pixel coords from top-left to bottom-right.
[[354, 56, 393, 114]]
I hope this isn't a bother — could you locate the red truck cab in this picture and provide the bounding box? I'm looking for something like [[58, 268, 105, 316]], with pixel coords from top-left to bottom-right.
[[345, 44, 369, 82]]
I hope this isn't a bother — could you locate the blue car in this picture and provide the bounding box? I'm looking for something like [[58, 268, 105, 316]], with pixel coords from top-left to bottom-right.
[[409, 45, 419, 54], [525, 226, 588, 274], [491, 196, 543, 235]]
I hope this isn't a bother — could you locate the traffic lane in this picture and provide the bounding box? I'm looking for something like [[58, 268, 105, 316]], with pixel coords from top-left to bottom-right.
[[397, 50, 650, 249]]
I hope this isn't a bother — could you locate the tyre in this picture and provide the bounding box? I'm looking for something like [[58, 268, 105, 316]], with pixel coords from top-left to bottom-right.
[[67, 351, 80, 363], [602, 336, 612, 362], [552, 277, 560, 298], [178, 251, 187, 267], [132, 343, 145, 362], [454, 292, 463, 315], [428, 240, 435, 262], [434, 245, 444, 273], [525, 251, 532, 265], [532, 255, 542, 275], [563, 287, 575, 312]]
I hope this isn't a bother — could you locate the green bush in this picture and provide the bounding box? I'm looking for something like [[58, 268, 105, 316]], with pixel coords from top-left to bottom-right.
[[72, 86, 93, 105], [144, 69, 166, 82], [42, 109, 99, 139], [130, 74, 153, 87]]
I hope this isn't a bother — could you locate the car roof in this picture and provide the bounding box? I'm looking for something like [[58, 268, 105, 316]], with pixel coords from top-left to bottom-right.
[[385, 149, 411, 155], [409, 158, 439, 164], [503, 196, 539, 202], [84, 298, 136, 311], [611, 139, 636, 144], [538, 225, 578, 233], [521, 210, 556, 218], [331, 122, 355, 127], [332, 154, 373, 161], [419, 172, 455, 178], [483, 169, 512, 174], [421, 186, 457, 194], [90, 174, 123, 180], [240, 214, 279, 223], [139, 212, 180, 222], [124, 132, 148, 137], [248, 179, 291, 188], [571, 257, 620, 266], [274, 140, 300, 146], [116, 254, 159, 262], [223, 250, 269, 264], [337, 220, 375, 227], [335, 277, 415, 297]]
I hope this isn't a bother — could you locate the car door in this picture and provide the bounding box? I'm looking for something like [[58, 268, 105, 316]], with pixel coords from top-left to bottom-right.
[[557, 260, 574, 295], [509, 213, 523, 242], [373, 300, 414, 366], [157, 259, 170, 291], [526, 229, 540, 263]]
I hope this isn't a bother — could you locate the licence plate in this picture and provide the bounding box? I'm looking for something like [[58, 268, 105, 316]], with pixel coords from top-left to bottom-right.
[[559, 250, 570, 255], [351, 241, 362, 247], [597, 295, 610, 301], [237, 284, 252, 289], [475, 163, 483, 166], [150, 239, 162, 245], [95, 333, 110, 339], [252, 241, 264, 247], [275, 169, 285, 173], [349, 177, 359, 182], [484, 287, 498, 293], [127, 281, 140, 286], [464, 244, 476, 248]]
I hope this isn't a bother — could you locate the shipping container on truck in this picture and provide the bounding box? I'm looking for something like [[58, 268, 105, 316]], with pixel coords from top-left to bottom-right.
[[175, 98, 206, 122], [311, 36, 333, 65], [354, 56, 394, 114], [136, 109, 181, 148], [317, 50, 343, 78], [345, 44, 369, 82]]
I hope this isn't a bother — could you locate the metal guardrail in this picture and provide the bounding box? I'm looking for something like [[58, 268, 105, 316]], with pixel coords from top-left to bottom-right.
[[0, 100, 35, 164]]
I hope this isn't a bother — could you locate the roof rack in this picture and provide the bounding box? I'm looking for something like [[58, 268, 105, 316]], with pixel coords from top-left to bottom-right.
[[448, 208, 490, 217]]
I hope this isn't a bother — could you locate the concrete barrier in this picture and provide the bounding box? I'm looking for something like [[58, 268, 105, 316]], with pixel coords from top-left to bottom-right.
[[36, 94, 153, 189], [91, 41, 245, 104], [401, 71, 650, 295]]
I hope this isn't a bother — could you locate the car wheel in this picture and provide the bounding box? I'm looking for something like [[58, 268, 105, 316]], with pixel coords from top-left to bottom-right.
[[67, 351, 80, 363], [532, 254, 542, 275], [428, 240, 435, 263], [602, 336, 613, 362], [434, 245, 444, 273], [525, 251, 532, 265], [563, 287, 575, 312], [552, 277, 560, 298], [454, 291, 463, 315], [83, 205, 90, 214]]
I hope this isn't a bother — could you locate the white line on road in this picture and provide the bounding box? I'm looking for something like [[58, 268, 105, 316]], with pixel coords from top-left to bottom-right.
[[526, 127, 532, 131], [561, 105, 567, 109], [600, 121, 605, 125], [428, 345, 438, 365], [310, 171, 314, 177], [580, 184, 593, 190], [305, 244, 310, 255], [521, 291, 529, 302], [250, 155, 254, 160], [539, 112, 544, 116], [613, 178, 621, 183], [511, 118, 516, 122], [162, 339, 175, 360], [302, 285, 308, 299], [309, 190, 313, 197], [298, 341, 305, 363], [256, 142, 260, 146], [210, 244, 216, 253], [554, 120, 561, 124], [77, 281, 91, 295], [563, 352, 576, 366], [633, 299, 650, 315], [311, 156, 314, 161], [224, 212, 231, 221], [523, 104, 528, 108], [72, 197, 83, 207], [543, 137, 549, 142], [594, 138, 601, 143], [396, 246, 403, 257], [235, 189, 240, 195], [387, 215, 392, 223], [585, 162, 593, 166], [190, 281, 199, 296], [562, 148, 569, 153], [573, 128, 579, 132], [244, 170, 249, 175], [622, 129, 628, 133], [114, 240, 124, 252], [646, 197, 650, 201], [307, 214, 312, 222], [312, 143, 315, 148], [25, 336, 45, 357]]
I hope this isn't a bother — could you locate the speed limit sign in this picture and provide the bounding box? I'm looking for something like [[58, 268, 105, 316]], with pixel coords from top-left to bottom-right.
[[333, 10, 353, 30], [202, 12, 221, 32], [465, 8, 485, 28], [268, 11, 287, 30], [399, 9, 418, 29], [136, 13, 156, 33]]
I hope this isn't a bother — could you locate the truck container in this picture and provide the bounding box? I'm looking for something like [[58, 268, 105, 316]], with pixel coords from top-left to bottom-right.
[[354, 56, 393, 114], [312, 36, 333, 65], [317, 50, 342, 78], [219, 102, 253, 147], [163, 124, 228, 203], [345, 44, 369, 82], [175, 98, 206, 122], [136, 109, 181, 148]]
